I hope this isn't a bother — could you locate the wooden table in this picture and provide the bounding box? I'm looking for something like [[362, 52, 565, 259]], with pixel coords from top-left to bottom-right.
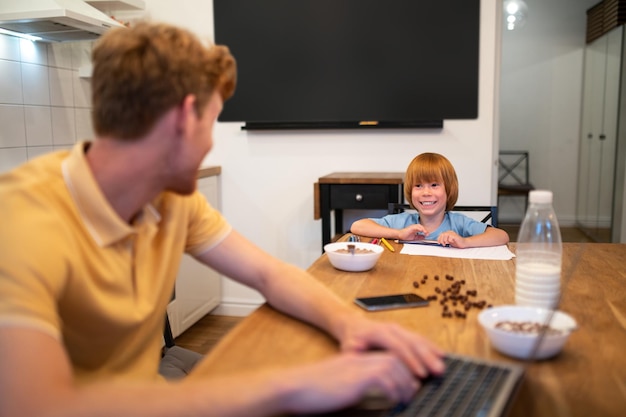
[[314, 172, 404, 250], [193, 243, 626, 417]]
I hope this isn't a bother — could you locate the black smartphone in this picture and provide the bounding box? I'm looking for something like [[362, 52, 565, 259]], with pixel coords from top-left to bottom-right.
[[354, 293, 429, 311]]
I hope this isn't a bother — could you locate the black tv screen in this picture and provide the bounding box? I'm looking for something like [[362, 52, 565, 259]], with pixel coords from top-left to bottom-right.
[[214, 0, 480, 130]]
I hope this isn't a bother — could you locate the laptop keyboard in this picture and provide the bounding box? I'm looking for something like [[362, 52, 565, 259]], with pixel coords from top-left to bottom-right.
[[385, 356, 521, 417]]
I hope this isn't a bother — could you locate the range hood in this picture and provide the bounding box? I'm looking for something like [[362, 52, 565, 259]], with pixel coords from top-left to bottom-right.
[[0, 0, 124, 42]]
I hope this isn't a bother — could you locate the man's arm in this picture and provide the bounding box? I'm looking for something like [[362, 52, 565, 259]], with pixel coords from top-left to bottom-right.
[[0, 326, 421, 417], [196, 230, 445, 378]]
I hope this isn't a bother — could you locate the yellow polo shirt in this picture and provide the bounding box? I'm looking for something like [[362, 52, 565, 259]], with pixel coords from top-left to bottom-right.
[[0, 142, 231, 383]]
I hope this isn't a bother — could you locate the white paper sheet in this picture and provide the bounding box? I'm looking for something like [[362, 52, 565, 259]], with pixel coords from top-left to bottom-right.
[[399, 243, 516, 260]]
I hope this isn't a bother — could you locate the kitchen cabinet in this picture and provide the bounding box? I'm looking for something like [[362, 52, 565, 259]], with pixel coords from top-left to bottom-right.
[[167, 167, 222, 338], [576, 26, 623, 242]]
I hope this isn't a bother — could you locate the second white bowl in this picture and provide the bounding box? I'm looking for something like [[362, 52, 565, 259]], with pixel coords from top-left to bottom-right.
[[478, 305, 577, 360]]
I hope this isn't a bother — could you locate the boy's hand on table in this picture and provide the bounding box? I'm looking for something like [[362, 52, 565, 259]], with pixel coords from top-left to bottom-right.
[[398, 225, 429, 241]]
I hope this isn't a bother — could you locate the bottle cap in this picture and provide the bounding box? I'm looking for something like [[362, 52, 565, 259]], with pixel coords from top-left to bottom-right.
[[529, 190, 553, 204]]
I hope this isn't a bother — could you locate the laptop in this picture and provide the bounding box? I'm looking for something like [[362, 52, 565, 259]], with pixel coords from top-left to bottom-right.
[[301, 353, 524, 417], [301, 245, 582, 417]]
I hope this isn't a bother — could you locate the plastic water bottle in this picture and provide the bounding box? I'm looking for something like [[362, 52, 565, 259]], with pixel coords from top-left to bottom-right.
[[515, 190, 562, 309]]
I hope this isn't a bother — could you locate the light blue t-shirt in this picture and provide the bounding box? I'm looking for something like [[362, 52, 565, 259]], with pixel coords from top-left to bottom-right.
[[371, 211, 488, 240]]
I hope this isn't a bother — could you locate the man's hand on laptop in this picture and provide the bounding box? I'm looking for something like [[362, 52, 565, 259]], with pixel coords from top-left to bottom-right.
[[279, 351, 419, 414], [337, 316, 446, 379]]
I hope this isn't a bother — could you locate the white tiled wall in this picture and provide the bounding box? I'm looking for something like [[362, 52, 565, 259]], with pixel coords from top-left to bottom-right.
[[0, 34, 95, 173]]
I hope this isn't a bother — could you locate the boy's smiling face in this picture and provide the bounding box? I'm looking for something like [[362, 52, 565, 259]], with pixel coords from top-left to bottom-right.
[[411, 179, 447, 219]]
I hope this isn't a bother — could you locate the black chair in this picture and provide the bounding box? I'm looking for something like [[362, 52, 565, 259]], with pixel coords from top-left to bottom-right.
[[498, 151, 535, 213], [387, 203, 498, 227], [159, 314, 204, 380]]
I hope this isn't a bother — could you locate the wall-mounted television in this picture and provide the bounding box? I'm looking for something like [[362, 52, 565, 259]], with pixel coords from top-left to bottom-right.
[[213, 0, 480, 130]]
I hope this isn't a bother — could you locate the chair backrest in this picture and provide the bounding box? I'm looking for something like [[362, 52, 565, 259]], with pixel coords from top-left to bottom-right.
[[160, 313, 204, 379], [498, 151, 531, 187], [387, 203, 498, 227], [163, 313, 176, 348]]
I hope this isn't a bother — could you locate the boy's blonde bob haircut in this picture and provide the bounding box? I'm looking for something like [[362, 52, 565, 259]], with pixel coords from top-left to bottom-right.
[[91, 22, 237, 140], [404, 153, 459, 212]]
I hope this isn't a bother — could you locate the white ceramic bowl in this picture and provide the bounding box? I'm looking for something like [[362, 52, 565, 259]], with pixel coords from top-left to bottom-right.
[[323, 242, 384, 272], [478, 305, 577, 360]]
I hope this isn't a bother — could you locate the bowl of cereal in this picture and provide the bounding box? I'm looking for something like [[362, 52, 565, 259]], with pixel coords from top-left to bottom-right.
[[478, 305, 577, 360], [323, 242, 384, 272]]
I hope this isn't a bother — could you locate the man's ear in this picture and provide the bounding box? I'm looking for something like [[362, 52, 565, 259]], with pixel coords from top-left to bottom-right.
[[176, 94, 198, 135]]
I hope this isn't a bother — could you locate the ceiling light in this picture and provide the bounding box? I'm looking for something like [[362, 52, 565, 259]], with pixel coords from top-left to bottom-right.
[[503, 0, 528, 31], [0, 28, 42, 42]]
